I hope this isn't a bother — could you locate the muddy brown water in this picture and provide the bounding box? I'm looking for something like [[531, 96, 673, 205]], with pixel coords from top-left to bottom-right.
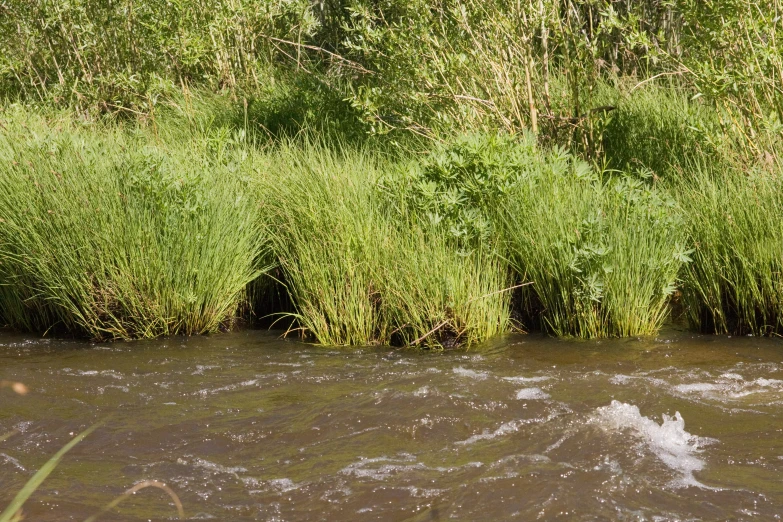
[[2, 329, 783, 521]]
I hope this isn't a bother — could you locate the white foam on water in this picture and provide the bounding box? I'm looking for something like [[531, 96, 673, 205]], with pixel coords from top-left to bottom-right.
[[184, 457, 248, 476], [97, 384, 130, 394], [1, 453, 26, 471], [192, 364, 219, 375], [340, 455, 429, 480], [515, 387, 551, 400], [452, 367, 489, 380], [502, 375, 551, 383], [266, 478, 300, 492], [594, 401, 716, 489], [401, 485, 447, 498], [413, 386, 431, 397], [455, 419, 538, 446], [195, 379, 258, 397], [62, 369, 124, 380], [340, 454, 483, 481], [673, 383, 719, 394], [673, 374, 783, 401], [243, 477, 302, 494]]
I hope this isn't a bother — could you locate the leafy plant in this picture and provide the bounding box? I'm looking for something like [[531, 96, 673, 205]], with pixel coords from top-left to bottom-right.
[[499, 149, 687, 338], [381, 132, 535, 248]]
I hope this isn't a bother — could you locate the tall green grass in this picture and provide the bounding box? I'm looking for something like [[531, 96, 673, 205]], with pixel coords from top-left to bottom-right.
[[257, 141, 509, 347], [4, 102, 781, 345], [0, 107, 267, 340], [499, 147, 687, 338], [679, 164, 783, 335], [600, 84, 724, 178]]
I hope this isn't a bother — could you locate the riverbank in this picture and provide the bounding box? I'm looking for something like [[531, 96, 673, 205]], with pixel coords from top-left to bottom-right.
[[1, 102, 781, 344]]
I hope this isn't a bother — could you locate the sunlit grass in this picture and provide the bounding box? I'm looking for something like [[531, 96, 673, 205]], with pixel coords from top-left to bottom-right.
[[0, 107, 268, 340], [257, 140, 510, 347], [498, 147, 686, 338], [678, 162, 783, 335]]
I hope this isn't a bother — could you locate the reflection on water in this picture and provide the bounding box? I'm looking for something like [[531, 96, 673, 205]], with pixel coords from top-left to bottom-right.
[[1, 330, 783, 520]]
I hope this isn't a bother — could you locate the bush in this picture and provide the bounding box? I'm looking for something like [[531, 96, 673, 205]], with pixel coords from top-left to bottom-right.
[[380, 132, 535, 248]]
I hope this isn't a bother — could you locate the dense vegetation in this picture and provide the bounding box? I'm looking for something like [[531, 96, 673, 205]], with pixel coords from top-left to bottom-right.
[[0, 0, 781, 344]]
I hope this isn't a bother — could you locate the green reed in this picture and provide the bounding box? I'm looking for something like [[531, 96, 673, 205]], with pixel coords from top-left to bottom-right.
[[498, 147, 687, 338], [257, 140, 509, 347]]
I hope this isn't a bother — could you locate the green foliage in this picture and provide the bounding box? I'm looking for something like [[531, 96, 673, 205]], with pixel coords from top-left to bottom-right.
[[601, 84, 725, 177], [0, 0, 315, 111], [499, 149, 687, 338], [674, 0, 783, 155], [257, 140, 509, 347], [679, 164, 783, 335], [381, 133, 535, 246], [0, 107, 267, 339], [1, 0, 780, 167]]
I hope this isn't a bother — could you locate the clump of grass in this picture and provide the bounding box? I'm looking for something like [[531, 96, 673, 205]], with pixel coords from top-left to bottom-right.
[[499, 147, 687, 338], [257, 143, 392, 345], [0, 106, 267, 339], [381, 230, 510, 347], [679, 163, 783, 335], [257, 140, 509, 347], [600, 83, 724, 179]]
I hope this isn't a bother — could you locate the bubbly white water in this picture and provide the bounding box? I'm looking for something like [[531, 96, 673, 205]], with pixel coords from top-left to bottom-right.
[[515, 387, 550, 400], [452, 366, 490, 380], [594, 401, 715, 488]]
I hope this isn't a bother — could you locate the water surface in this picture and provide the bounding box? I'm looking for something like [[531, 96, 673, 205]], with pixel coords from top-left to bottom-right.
[[2, 329, 783, 520]]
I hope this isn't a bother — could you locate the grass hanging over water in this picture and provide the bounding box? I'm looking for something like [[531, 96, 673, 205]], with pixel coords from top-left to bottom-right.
[[678, 164, 783, 335], [258, 140, 510, 347], [0, 107, 268, 340], [499, 146, 687, 338]]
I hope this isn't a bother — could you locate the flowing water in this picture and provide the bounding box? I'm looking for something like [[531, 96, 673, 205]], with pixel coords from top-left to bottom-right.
[[2, 329, 783, 521]]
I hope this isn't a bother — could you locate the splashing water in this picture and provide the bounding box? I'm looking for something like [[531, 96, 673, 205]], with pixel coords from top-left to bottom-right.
[[594, 401, 716, 488]]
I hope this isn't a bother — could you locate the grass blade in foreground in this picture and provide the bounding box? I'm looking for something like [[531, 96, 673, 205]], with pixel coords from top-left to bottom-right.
[[83, 480, 184, 522], [0, 423, 99, 522]]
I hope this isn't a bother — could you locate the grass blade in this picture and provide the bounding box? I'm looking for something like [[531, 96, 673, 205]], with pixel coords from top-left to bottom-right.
[[0, 423, 100, 522]]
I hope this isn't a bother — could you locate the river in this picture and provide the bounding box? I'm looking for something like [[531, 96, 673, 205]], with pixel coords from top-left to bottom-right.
[[2, 329, 783, 520]]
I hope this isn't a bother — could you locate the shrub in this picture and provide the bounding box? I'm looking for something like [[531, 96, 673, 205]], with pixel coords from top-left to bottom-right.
[[380, 132, 535, 248]]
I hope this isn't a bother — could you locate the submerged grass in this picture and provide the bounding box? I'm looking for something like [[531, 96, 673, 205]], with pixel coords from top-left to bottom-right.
[[0, 107, 267, 340]]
